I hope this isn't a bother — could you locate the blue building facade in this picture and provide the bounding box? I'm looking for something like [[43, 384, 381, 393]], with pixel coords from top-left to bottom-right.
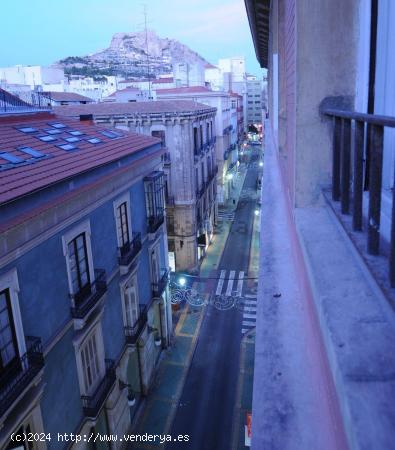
[[0, 102, 171, 449]]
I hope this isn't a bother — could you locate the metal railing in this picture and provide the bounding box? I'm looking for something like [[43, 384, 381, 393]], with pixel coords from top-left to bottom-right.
[[70, 269, 107, 319], [124, 306, 148, 345], [162, 152, 171, 165], [0, 336, 44, 417], [118, 233, 142, 267], [147, 213, 164, 234], [322, 105, 395, 286], [0, 89, 51, 113], [152, 269, 169, 298], [81, 359, 116, 418]]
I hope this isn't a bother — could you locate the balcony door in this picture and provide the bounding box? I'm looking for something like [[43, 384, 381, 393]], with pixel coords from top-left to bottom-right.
[[68, 233, 91, 305], [124, 280, 139, 329], [0, 289, 20, 375], [150, 247, 160, 285]]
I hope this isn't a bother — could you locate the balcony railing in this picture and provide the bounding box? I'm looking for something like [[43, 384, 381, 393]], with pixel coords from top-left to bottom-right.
[[321, 102, 395, 287], [152, 269, 169, 298], [0, 89, 51, 114], [81, 359, 116, 419], [162, 151, 171, 166], [0, 336, 44, 417], [70, 269, 107, 319], [147, 214, 164, 234], [124, 306, 148, 345], [118, 232, 142, 267]]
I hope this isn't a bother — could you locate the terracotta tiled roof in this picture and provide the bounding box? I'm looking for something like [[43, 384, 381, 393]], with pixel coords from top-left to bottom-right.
[[152, 78, 174, 84], [43, 92, 94, 102], [0, 112, 160, 205], [54, 100, 216, 117], [204, 63, 217, 69]]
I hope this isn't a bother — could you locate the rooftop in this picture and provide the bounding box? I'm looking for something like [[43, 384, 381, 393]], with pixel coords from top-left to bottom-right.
[[54, 100, 216, 117], [0, 112, 159, 205], [43, 91, 94, 103], [155, 86, 213, 95]]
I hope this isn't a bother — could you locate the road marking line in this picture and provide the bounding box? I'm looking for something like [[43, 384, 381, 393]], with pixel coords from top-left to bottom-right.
[[242, 328, 249, 334], [216, 270, 226, 295], [245, 294, 257, 298], [236, 271, 244, 296], [226, 270, 236, 296], [242, 320, 255, 327], [243, 313, 256, 319], [244, 300, 257, 306]]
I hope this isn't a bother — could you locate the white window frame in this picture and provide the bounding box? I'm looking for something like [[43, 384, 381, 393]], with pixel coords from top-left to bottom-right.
[[62, 220, 94, 297], [74, 321, 106, 396], [149, 240, 161, 285], [113, 192, 132, 249], [0, 269, 26, 358], [120, 271, 139, 329]]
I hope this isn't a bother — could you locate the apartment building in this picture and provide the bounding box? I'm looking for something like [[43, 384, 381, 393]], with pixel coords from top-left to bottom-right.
[[245, 0, 395, 449], [54, 100, 217, 273], [0, 96, 171, 448]]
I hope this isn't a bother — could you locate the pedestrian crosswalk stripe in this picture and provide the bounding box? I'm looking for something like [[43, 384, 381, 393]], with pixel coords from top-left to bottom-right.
[[216, 270, 226, 295], [244, 300, 257, 306], [242, 320, 255, 327], [243, 313, 256, 320], [226, 270, 236, 296], [243, 306, 256, 313], [218, 210, 235, 221], [236, 271, 244, 296], [245, 294, 257, 299]]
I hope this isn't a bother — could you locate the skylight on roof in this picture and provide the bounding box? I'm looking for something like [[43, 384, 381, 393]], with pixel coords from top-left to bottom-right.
[[69, 130, 84, 136], [50, 122, 67, 129], [65, 137, 80, 143], [17, 127, 37, 133], [100, 130, 121, 139], [87, 137, 102, 144], [58, 144, 77, 151], [18, 146, 45, 158], [0, 152, 23, 164], [38, 135, 57, 142], [44, 128, 62, 135]]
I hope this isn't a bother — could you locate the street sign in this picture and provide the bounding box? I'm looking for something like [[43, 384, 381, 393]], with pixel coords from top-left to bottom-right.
[[245, 412, 252, 447]]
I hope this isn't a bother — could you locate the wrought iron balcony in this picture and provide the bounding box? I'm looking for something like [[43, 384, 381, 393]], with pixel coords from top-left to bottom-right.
[[0, 336, 44, 417], [147, 214, 164, 234], [162, 151, 171, 166], [152, 269, 169, 298], [70, 269, 107, 319], [118, 233, 142, 267], [124, 307, 148, 346], [0, 88, 51, 114], [81, 359, 116, 419]]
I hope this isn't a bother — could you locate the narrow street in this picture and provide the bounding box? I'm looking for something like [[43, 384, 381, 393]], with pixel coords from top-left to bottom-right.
[[167, 146, 260, 450]]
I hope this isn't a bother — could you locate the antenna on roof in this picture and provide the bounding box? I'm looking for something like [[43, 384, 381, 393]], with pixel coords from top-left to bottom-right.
[[143, 4, 151, 100]]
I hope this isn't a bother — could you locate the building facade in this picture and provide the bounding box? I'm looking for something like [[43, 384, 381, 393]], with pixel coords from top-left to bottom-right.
[[155, 87, 237, 205], [245, 0, 395, 449], [0, 102, 171, 449], [245, 75, 263, 127], [54, 100, 218, 273]]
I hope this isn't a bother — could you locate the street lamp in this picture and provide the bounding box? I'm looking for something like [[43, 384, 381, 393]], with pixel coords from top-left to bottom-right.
[[179, 276, 186, 287], [259, 161, 263, 167], [255, 209, 260, 216]]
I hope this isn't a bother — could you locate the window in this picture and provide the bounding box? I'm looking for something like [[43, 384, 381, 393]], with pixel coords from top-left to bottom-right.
[[200, 125, 203, 147], [0, 153, 23, 164], [86, 137, 102, 144], [69, 130, 84, 136], [37, 135, 56, 142], [206, 123, 210, 143], [50, 122, 66, 129], [144, 171, 165, 232], [117, 202, 130, 249], [193, 127, 198, 155], [44, 128, 62, 135], [17, 127, 37, 134], [18, 147, 45, 158], [80, 332, 101, 392], [151, 130, 166, 147], [65, 137, 80, 143], [0, 289, 19, 371], [150, 246, 160, 284], [123, 277, 139, 328], [68, 233, 91, 303], [57, 143, 77, 151]]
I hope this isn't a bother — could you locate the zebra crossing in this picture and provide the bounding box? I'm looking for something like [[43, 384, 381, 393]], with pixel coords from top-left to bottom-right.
[[217, 210, 236, 221], [213, 270, 257, 335]]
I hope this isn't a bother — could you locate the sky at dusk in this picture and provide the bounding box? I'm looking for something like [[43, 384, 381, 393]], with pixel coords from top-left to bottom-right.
[[0, 0, 262, 76]]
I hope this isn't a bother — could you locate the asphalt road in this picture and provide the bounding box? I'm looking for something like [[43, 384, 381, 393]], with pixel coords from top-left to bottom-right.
[[167, 148, 260, 450]]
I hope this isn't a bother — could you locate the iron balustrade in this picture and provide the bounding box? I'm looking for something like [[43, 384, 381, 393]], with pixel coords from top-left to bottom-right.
[[124, 306, 148, 345], [147, 213, 164, 234], [0, 336, 44, 417], [152, 269, 169, 298], [321, 106, 395, 287], [81, 359, 116, 418], [118, 232, 142, 267], [0, 89, 51, 113], [162, 152, 171, 165], [70, 269, 107, 319]]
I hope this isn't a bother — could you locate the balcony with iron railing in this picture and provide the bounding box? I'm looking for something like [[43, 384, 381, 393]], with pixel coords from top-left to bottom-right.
[[147, 212, 164, 234], [162, 151, 171, 166], [152, 269, 169, 298], [0, 336, 44, 417], [70, 269, 107, 320], [118, 233, 142, 270], [124, 306, 148, 346], [320, 101, 395, 292], [81, 359, 116, 419], [0, 89, 51, 114]]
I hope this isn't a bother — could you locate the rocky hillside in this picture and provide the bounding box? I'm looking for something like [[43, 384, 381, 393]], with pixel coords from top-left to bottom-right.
[[57, 30, 208, 78]]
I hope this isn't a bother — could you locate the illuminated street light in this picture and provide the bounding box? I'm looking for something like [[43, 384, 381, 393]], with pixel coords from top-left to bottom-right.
[[259, 161, 263, 167], [179, 277, 186, 287], [227, 173, 233, 180], [254, 209, 260, 216]]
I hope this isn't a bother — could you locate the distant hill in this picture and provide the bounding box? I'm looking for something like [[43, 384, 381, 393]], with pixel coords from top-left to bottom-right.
[[56, 30, 209, 79]]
